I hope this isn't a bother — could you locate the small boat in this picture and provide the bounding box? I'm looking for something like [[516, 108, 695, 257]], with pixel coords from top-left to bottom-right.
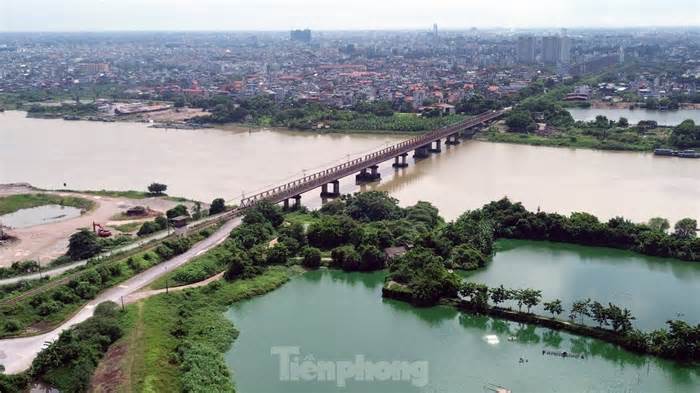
[[677, 149, 700, 158], [484, 383, 512, 393], [653, 148, 675, 156]]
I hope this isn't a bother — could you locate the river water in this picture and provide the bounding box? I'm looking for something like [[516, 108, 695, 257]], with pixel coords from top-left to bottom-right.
[[225, 269, 699, 393], [1, 111, 698, 224], [567, 107, 700, 126]]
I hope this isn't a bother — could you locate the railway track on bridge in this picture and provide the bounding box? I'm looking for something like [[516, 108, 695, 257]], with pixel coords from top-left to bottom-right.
[[237, 109, 508, 208]]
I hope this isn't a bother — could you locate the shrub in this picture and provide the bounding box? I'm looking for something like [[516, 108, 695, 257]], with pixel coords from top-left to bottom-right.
[[301, 247, 322, 269], [266, 243, 289, 265]]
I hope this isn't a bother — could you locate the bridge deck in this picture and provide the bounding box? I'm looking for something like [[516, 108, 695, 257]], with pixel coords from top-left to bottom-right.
[[238, 109, 508, 209]]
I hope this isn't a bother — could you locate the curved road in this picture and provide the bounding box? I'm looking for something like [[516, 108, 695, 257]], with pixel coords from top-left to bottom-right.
[[0, 216, 241, 374]]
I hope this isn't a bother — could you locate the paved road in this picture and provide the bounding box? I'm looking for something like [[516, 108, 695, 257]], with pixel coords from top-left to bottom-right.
[[0, 216, 241, 374]]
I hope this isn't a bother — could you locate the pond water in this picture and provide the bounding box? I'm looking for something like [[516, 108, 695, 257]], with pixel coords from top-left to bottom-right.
[[462, 240, 700, 330], [0, 204, 82, 229], [224, 269, 699, 393], [567, 107, 700, 126]]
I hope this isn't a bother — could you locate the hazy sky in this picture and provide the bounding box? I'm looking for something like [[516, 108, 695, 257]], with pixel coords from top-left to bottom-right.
[[1, 0, 698, 32]]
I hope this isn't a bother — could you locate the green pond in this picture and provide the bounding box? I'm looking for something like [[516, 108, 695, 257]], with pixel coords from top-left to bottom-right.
[[224, 267, 699, 392], [464, 240, 700, 330]]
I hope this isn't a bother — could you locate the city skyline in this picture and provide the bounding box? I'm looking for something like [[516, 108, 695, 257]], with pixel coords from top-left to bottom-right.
[[1, 0, 699, 32]]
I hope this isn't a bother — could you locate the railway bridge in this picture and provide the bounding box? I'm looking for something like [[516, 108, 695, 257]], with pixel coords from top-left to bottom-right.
[[236, 109, 509, 211]]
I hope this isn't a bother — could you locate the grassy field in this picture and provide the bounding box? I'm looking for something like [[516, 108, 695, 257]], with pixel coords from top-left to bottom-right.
[[481, 128, 669, 152], [93, 267, 291, 393], [148, 239, 234, 290], [112, 222, 143, 233], [0, 193, 95, 215]]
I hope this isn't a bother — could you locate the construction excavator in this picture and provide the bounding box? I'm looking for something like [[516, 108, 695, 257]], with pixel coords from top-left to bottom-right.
[[92, 222, 112, 238]]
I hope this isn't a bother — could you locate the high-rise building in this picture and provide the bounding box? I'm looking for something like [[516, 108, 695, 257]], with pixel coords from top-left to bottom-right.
[[517, 36, 536, 64], [542, 36, 560, 65], [290, 29, 312, 43], [619, 46, 625, 64], [559, 36, 571, 64]]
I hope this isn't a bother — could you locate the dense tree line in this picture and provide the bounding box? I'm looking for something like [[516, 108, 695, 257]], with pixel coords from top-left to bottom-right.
[[189, 94, 463, 132], [480, 198, 699, 261]]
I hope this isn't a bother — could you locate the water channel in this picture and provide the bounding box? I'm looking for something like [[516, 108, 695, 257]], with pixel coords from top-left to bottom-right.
[[567, 107, 700, 126]]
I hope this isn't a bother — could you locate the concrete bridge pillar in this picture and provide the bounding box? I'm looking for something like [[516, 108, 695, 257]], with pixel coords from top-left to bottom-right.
[[321, 180, 341, 198], [283, 198, 290, 210], [332, 180, 340, 195], [392, 153, 409, 168], [356, 165, 381, 183], [429, 139, 442, 153], [445, 133, 461, 145], [413, 144, 430, 159], [292, 195, 302, 210]]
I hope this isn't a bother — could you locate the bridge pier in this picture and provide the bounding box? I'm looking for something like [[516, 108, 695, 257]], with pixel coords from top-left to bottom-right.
[[292, 195, 301, 210], [445, 133, 461, 145], [282, 195, 302, 211], [413, 144, 430, 159], [320, 180, 341, 198], [392, 153, 409, 168], [428, 139, 442, 153], [356, 165, 381, 183]]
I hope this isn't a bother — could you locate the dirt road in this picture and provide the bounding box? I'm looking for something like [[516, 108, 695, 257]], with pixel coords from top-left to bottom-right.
[[0, 184, 187, 267]]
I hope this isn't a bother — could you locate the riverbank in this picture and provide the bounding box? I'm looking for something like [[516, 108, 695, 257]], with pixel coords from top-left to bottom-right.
[[479, 128, 667, 152], [89, 266, 293, 393]]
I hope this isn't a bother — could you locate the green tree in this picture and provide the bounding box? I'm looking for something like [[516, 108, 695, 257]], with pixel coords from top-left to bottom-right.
[[209, 198, 226, 215], [449, 244, 486, 270], [569, 299, 591, 324], [543, 299, 563, 318], [618, 117, 629, 128], [648, 217, 670, 233], [265, 243, 289, 265], [521, 288, 542, 313], [344, 191, 402, 222], [489, 284, 511, 308], [147, 182, 168, 195], [606, 303, 635, 333], [505, 110, 536, 133], [669, 119, 698, 148], [674, 218, 697, 239], [460, 282, 489, 309], [67, 229, 102, 261], [590, 301, 609, 328], [301, 247, 322, 269], [166, 204, 189, 219], [357, 243, 386, 271]]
